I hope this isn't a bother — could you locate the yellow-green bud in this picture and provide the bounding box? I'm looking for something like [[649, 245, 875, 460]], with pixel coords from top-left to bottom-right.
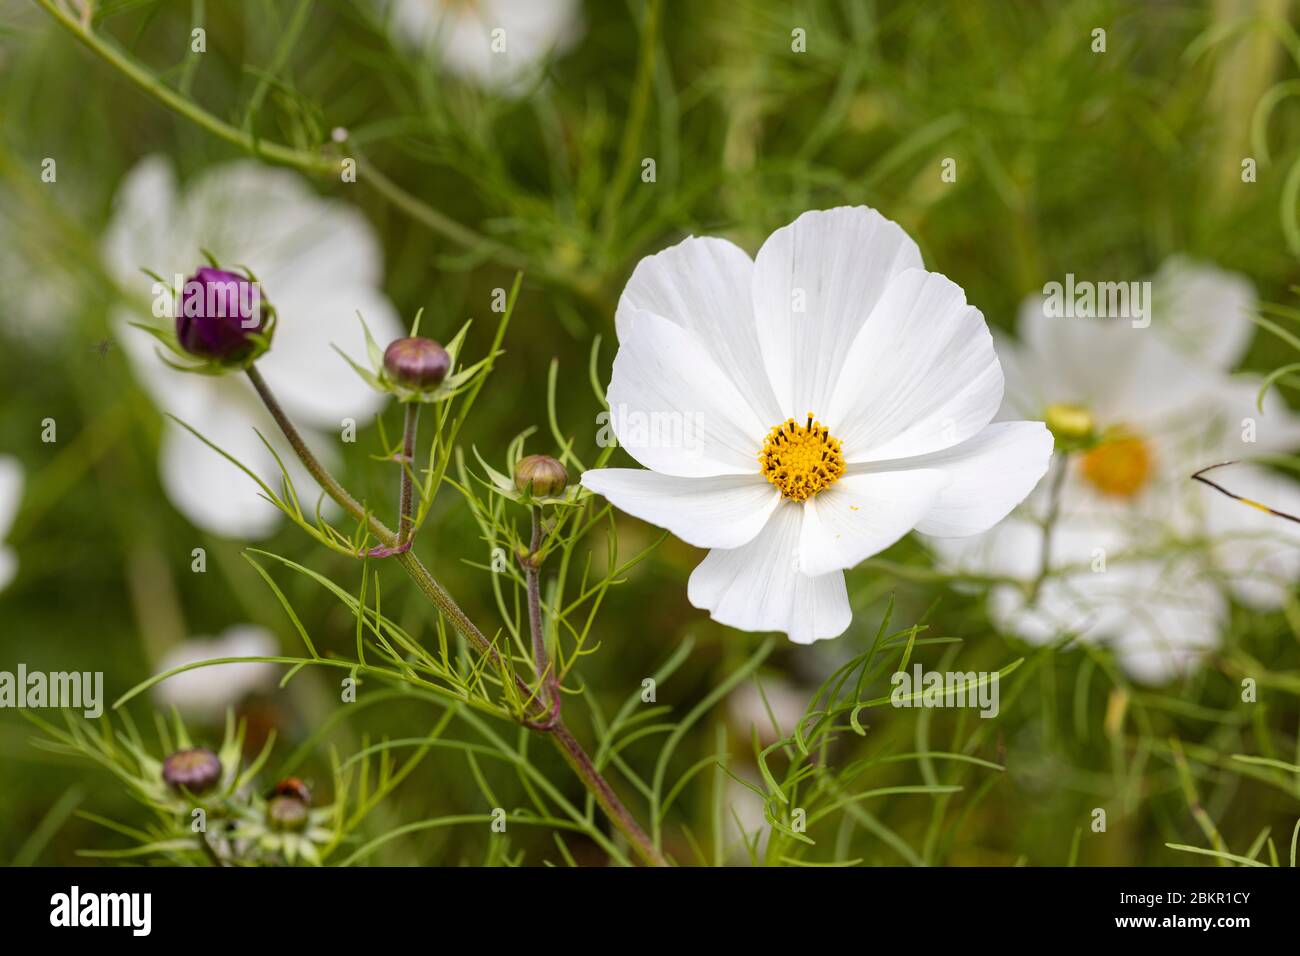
[[514, 454, 568, 497], [1044, 402, 1095, 446]]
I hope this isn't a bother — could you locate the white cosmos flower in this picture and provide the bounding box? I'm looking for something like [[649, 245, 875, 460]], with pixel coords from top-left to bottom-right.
[[0, 456, 24, 591], [385, 0, 583, 95], [930, 259, 1300, 684], [581, 207, 1054, 643], [102, 156, 403, 539], [152, 625, 278, 720]]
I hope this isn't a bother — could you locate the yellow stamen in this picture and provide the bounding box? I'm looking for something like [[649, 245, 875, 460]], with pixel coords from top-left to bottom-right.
[[1078, 429, 1152, 498], [759, 413, 845, 501]]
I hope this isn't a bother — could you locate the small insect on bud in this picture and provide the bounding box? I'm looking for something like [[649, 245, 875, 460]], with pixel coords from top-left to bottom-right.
[[266, 777, 311, 832], [176, 267, 265, 361], [1044, 402, 1096, 448], [383, 336, 451, 391], [514, 454, 569, 497], [161, 747, 222, 794]]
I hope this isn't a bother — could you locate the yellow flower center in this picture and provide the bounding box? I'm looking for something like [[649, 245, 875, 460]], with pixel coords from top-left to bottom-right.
[[1078, 429, 1153, 498], [759, 414, 846, 501]]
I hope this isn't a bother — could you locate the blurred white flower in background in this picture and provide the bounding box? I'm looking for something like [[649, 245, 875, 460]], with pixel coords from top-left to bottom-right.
[[386, 0, 584, 95], [0, 456, 24, 591], [930, 259, 1300, 684], [583, 207, 1052, 644], [728, 676, 808, 747], [151, 625, 278, 720], [101, 157, 403, 539]]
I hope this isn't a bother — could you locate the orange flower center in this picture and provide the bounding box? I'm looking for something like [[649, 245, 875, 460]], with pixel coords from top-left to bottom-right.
[[1078, 430, 1153, 498], [759, 414, 845, 501]]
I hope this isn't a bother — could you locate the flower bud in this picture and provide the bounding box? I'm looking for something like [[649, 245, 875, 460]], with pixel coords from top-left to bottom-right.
[[176, 267, 265, 361], [1044, 402, 1095, 447], [266, 794, 310, 832], [383, 336, 451, 390], [271, 777, 311, 804], [514, 454, 568, 497], [161, 747, 222, 794]]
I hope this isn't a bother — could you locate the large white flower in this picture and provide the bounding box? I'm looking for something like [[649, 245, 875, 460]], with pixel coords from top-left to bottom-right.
[[931, 260, 1300, 683], [385, 0, 584, 95], [0, 456, 24, 591], [152, 625, 279, 721], [581, 207, 1053, 643], [102, 157, 403, 538]]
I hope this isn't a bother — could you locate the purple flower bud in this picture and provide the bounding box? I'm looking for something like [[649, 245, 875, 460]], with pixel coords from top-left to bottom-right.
[[383, 337, 451, 391], [514, 455, 568, 497], [161, 747, 222, 794], [176, 267, 265, 361]]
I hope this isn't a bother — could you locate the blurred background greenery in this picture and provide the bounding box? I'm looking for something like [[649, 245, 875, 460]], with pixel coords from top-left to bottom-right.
[[3, 0, 1300, 866]]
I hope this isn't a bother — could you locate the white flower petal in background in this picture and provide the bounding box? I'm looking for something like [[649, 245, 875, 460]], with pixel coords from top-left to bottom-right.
[[152, 625, 279, 720], [0, 456, 24, 591], [728, 676, 809, 746], [386, 0, 584, 96], [586, 206, 1050, 645], [930, 257, 1300, 684], [1152, 256, 1256, 370], [102, 156, 403, 538]]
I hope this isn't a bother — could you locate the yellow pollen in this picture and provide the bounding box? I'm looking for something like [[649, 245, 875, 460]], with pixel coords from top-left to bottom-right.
[[759, 413, 845, 501], [1078, 429, 1153, 498]]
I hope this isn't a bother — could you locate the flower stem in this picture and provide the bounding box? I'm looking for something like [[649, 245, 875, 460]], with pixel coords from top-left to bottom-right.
[[397, 403, 420, 546], [1029, 452, 1070, 603], [243, 365, 667, 866], [33, 0, 553, 284], [524, 506, 561, 728]]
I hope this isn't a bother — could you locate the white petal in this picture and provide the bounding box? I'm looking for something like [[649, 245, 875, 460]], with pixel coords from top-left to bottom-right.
[[581, 468, 779, 549], [1202, 463, 1300, 609], [259, 283, 404, 430], [796, 470, 949, 577], [607, 308, 767, 476], [152, 625, 279, 719], [390, 0, 583, 94], [1017, 298, 1211, 429], [181, 161, 385, 290], [688, 502, 851, 643], [752, 206, 923, 417], [159, 418, 284, 540], [0, 456, 25, 538], [1109, 565, 1224, 685], [617, 236, 782, 424], [101, 155, 180, 292], [825, 268, 1003, 462], [899, 421, 1054, 537], [1152, 256, 1255, 370]]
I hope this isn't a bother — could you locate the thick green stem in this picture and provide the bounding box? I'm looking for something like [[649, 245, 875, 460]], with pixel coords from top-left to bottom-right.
[[244, 365, 667, 866]]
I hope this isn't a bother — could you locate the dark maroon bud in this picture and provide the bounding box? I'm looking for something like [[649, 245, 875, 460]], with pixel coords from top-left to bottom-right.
[[383, 336, 451, 390], [175, 267, 264, 361], [161, 747, 222, 794], [514, 454, 568, 497], [270, 777, 311, 804]]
